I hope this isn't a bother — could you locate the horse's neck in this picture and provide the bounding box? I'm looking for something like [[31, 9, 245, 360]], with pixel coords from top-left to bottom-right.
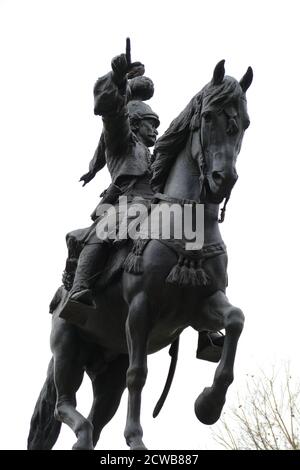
[[162, 141, 223, 245], [163, 143, 200, 200]]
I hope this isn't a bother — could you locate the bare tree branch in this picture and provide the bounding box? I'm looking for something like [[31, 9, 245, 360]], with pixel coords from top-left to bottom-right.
[[211, 363, 300, 450]]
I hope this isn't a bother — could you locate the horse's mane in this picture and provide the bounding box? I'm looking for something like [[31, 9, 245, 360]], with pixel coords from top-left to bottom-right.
[[151, 76, 243, 192]]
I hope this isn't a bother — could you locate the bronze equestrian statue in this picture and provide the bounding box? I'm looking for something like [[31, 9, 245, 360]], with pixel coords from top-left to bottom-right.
[[28, 40, 253, 450]]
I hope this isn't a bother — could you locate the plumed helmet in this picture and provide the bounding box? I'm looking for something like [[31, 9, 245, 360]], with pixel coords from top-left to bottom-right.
[[127, 100, 160, 128]]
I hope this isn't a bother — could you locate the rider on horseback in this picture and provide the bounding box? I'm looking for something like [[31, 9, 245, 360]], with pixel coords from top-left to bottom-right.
[[59, 45, 224, 362], [60, 51, 160, 320]]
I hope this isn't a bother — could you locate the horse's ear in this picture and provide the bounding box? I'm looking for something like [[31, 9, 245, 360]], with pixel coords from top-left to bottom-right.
[[240, 67, 253, 93], [212, 60, 225, 85]]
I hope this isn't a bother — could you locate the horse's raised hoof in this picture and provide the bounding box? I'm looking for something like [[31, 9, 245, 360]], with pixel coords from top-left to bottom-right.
[[194, 386, 225, 425]]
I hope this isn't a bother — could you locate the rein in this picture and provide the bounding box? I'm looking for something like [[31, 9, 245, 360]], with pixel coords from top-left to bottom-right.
[[152, 191, 230, 224], [195, 103, 231, 224], [218, 195, 230, 223]]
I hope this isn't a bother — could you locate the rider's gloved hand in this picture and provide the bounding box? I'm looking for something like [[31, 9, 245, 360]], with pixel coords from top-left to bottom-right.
[[111, 53, 129, 86], [112, 54, 145, 87], [79, 171, 95, 187]]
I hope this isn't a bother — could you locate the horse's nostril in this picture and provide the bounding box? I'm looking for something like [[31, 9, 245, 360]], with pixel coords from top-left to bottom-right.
[[212, 171, 223, 184]]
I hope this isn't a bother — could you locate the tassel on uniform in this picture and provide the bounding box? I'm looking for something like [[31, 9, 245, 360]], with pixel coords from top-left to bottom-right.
[[62, 258, 78, 291]]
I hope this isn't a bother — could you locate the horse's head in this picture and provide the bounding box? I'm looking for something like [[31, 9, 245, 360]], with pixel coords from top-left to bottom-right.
[[151, 62, 253, 211], [194, 61, 253, 204]]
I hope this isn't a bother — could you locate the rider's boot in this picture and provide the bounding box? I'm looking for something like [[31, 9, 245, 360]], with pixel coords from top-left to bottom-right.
[[60, 243, 108, 325], [196, 331, 225, 363]]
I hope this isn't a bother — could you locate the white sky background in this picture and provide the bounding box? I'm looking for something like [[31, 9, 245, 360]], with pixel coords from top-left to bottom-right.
[[0, 0, 299, 450]]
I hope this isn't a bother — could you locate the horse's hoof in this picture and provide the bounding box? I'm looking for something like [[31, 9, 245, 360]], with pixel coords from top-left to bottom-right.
[[128, 438, 147, 451], [194, 387, 225, 425], [72, 440, 94, 450], [131, 444, 147, 450]]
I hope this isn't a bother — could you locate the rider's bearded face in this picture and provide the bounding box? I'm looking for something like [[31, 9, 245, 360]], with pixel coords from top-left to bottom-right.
[[136, 118, 158, 148]]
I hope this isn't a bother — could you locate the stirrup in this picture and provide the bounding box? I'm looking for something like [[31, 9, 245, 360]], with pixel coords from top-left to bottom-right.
[[71, 289, 96, 307], [196, 331, 224, 363], [59, 289, 96, 326]]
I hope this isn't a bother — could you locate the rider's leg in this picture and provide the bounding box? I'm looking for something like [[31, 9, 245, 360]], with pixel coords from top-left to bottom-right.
[[59, 242, 109, 324], [62, 230, 89, 291], [68, 242, 108, 306]]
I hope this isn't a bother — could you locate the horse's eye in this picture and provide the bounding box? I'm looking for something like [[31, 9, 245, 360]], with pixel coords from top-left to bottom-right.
[[202, 112, 212, 122]]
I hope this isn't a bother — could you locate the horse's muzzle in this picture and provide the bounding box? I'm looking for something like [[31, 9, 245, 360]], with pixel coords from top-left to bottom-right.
[[207, 170, 238, 201]]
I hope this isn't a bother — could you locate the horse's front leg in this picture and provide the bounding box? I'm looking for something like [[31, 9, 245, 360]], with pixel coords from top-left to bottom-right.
[[124, 292, 151, 450], [195, 290, 244, 425]]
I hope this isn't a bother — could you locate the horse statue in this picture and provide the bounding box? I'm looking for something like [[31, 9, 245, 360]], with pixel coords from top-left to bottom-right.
[[28, 60, 253, 450]]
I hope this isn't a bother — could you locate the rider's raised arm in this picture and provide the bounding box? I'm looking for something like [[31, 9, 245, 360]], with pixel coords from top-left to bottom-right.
[[93, 54, 131, 155]]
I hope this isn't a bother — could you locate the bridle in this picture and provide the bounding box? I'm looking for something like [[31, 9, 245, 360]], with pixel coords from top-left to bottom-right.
[[195, 103, 233, 224]]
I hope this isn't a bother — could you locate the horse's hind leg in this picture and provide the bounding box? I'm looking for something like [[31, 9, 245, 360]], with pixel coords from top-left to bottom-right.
[[124, 292, 151, 450], [195, 290, 244, 425], [87, 354, 128, 447], [52, 326, 93, 450]]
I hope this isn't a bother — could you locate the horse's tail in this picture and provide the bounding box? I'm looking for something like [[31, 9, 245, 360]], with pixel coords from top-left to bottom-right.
[[27, 358, 61, 450], [153, 337, 180, 418]]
